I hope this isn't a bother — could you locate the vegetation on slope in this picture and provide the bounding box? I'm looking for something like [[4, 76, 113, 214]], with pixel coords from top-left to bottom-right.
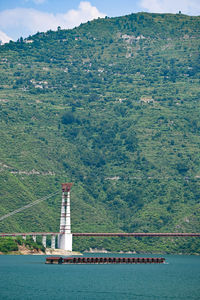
[[0, 13, 200, 253], [0, 236, 44, 254]]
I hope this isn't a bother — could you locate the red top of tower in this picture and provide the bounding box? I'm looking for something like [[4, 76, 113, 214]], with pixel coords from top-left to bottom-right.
[[61, 183, 73, 192]]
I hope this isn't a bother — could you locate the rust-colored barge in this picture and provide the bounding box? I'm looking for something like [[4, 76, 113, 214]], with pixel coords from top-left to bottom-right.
[[46, 256, 165, 264], [46, 257, 63, 264]]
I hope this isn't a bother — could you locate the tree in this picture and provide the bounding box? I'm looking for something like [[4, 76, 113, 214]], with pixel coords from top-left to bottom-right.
[[61, 112, 75, 125]]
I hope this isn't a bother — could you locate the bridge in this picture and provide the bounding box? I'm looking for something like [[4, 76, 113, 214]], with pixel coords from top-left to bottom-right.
[[0, 183, 200, 251]]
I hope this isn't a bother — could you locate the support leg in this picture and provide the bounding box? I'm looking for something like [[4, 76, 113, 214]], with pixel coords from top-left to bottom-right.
[[51, 235, 56, 249], [42, 235, 47, 248]]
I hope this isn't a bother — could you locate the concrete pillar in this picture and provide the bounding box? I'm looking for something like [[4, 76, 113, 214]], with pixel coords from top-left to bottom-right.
[[22, 235, 26, 240], [58, 183, 73, 251], [32, 235, 36, 243], [59, 191, 66, 233], [58, 233, 72, 251], [51, 235, 56, 249], [42, 235, 47, 248], [65, 191, 71, 233]]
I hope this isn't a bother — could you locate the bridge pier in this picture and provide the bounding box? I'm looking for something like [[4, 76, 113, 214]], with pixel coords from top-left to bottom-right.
[[58, 233, 72, 251], [58, 183, 73, 251], [42, 235, 47, 248], [32, 235, 36, 243], [51, 235, 56, 249]]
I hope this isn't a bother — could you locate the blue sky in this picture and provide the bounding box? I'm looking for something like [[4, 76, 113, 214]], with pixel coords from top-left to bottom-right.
[[0, 0, 199, 43], [2, 0, 141, 16]]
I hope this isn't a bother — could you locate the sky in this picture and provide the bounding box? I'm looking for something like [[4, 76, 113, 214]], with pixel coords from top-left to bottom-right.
[[0, 0, 199, 43]]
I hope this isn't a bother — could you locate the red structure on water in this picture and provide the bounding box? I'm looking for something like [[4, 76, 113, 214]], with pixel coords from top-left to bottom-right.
[[46, 256, 165, 264]]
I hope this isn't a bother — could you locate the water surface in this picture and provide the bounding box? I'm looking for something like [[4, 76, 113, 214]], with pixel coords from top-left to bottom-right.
[[0, 254, 199, 299]]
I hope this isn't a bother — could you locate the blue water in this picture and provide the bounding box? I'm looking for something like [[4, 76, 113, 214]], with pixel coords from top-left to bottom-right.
[[0, 254, 200, 300]]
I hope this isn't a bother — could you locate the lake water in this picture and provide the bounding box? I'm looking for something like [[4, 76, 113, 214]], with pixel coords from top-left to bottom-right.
[[0, 254, 199, 300]]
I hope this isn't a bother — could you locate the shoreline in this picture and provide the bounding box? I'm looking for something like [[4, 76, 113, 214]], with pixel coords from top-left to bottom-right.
[[0, 251, 199, 255], [83, 248, 200, 255], [0, 247, 199, 256]]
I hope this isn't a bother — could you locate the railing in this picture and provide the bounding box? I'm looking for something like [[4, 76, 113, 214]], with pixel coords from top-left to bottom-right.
[[1, 232, 200, 237], [73, 232, 200, 237]]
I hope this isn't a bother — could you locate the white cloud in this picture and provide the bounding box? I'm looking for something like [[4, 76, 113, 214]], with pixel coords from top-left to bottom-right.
[[140, 0, 200, 15], [0, 30, 13, 44], [0, 1, 105, 40], [25, 0, 46, 4], [32, 0, 46, 4], [57, 1, 105, 28]]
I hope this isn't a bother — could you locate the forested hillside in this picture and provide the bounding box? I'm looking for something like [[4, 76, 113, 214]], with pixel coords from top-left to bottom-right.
[[0, 12, 200, 253]]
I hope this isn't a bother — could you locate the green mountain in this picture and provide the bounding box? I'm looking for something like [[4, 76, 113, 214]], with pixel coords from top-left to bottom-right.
[[0, 12, 200, 253]]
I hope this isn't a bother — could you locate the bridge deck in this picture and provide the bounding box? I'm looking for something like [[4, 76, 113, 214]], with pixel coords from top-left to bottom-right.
[[0, 232, 200, 237], [73, 233, 200, 237]]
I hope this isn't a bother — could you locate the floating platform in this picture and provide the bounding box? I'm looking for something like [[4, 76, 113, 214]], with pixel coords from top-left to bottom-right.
[[46, 256, 165, 264]]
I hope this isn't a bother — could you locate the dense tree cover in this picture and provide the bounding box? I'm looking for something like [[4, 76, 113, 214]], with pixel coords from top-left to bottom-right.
[[0, 238, 18, 253], [0, 13, 199, 253], [0, 236, 44, 253]]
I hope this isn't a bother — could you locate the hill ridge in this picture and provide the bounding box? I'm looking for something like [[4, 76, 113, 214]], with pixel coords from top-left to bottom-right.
[[0, 12, 199, 253]]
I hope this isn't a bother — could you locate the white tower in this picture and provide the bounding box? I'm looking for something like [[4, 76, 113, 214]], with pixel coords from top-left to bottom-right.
[[58, 183, 73, 251]]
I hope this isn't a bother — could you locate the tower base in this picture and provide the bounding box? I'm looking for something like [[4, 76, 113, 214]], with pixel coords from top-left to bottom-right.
[[58, 233, 72, 251]]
